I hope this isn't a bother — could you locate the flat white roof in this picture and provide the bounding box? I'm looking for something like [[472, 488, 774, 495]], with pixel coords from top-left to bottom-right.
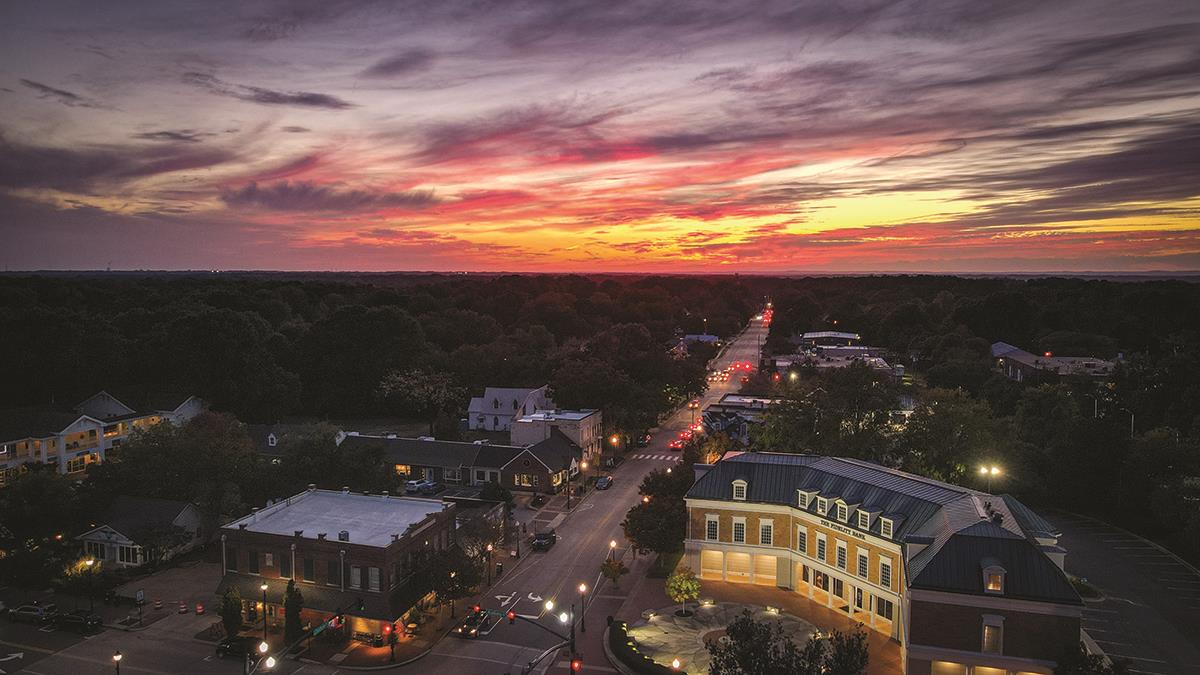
[[225, 489, 449, 548], [516, 409, 598, 422]]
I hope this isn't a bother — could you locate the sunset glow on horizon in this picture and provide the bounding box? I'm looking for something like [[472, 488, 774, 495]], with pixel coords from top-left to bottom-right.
[[1, 1, 1198, 272]]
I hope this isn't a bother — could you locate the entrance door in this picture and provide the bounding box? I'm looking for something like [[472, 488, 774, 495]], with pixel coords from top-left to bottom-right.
[[725, 552, 751, 582]]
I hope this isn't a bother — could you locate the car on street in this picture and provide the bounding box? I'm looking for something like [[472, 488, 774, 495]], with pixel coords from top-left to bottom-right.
[[452, 609, 489, 638], [531, 530, 557, 551], [216, 636, 261, 659], [678, 430, 693, 440], [8, 603, 58, 624], [668, 439, 684, 449], [54, 609, 102, 633], [687, 399, 700, 409], [596, 475, 613, 490], [418, 481, 444, 495]]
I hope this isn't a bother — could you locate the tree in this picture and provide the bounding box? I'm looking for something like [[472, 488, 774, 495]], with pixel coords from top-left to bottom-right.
[[1054, 642, 1130, 675], [428, 547, 482, 617], [664, 566, 700, 616], [621, 467, 691, 567], [896, 388, 996, 483], [284, 579, 304, 644], [600, 558, 630, 589], [219, 587, 243, 638], [57, 556, 102, 609], [455, 513, 504, 561], [479, 480, 515, 510], [824, 627, 870, 675], [707, 610, 818, 675], [378, 368, 465, 435]]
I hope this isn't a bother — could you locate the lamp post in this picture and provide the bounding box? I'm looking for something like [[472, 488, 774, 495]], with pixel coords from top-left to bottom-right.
[[580, 460, 589, 494], [112, 650, 121, 675], [260, 583, 269, 643], [486, 543, 494, 586], [978, 465, 1001, 493], [609, 540, 617, 561], [578, 583, 587, 633], [85, 558, 96, 613]]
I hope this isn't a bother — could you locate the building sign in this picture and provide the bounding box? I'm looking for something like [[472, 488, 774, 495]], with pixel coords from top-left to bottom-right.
[[820, 519, 866, 542]]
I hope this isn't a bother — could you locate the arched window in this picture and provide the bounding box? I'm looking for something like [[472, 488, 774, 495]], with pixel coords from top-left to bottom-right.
[[732, 479, 747, 501]]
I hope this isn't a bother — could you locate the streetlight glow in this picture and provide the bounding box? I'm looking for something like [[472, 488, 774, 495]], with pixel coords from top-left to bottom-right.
[[259, 641, 269, 654], [545, 600, 554, 611], [113, 651, 122, 662], [579, 583, 587, 594], [610, 540, 617, 549], [610, 435, 620, 445], [86, 558, 95, 567], [265, 656, 277, 669], [642, 495, 650, 503], [672, 658, 681, 670], [558, 611, 569, 624], [260, 583, 268, 591]]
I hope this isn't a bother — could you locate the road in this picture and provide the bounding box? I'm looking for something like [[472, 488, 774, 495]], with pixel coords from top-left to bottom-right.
[[420, 314, 769, 675]]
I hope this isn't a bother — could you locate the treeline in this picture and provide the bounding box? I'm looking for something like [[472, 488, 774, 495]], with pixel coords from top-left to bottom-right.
[[0, 274, 761, 432], [756, 277, 1200, 562]]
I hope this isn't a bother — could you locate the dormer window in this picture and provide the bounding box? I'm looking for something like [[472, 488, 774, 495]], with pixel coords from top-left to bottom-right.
[[836, 503, 848, 522], [880, 518, 893, 539], [732, 480, 747, 501], [857, 511, 870, 530], [982, 562, 1006, 595], [267, 434, 277, 447], [797, 491, 809, 509], [816, 497, 829, 515]]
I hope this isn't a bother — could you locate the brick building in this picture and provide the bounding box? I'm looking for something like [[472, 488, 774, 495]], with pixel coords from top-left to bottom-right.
[[216, 487, 457, 643], [684, 452, 1081, 675]]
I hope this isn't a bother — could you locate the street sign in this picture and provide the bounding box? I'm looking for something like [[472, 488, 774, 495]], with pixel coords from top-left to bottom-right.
[[135, 589, 145, 605]]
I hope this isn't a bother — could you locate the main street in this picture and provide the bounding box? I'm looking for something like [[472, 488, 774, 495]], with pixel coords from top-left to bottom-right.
[[420, 313, 769, 675]]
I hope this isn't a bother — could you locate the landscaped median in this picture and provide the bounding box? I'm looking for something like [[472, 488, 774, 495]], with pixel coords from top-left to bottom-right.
[[606, 619, 687, 675]]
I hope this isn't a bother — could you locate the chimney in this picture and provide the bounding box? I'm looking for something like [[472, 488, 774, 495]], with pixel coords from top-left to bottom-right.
[[238, 523, 247, 530], [338, 530, 350, 542], [391, 534, 399, 541]]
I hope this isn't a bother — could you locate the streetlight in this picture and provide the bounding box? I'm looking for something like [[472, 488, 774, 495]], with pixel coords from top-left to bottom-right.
[[609, 540, 617, 560], [264, 656, 276, 670], [578, 583, 587, 633], [545, 599, 555, 612], [85, 558, 96, 613], [486, 543, 494, 586], [113, 650, 121, 674], [978, 465, 1001, 492], [558, 611, 569, 624], [642, 495, 650, 504], [672, 658, 681, 670], [260, 583, 269, 643]]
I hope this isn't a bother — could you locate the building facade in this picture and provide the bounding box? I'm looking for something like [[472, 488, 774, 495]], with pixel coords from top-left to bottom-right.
[[76, 495, 204, 568], [510, 409, 602, 464], [217, 488, 458, 643], [684, 453, 1081, 675], [466, 386, 555, 431], [991, 342, 1114, 385]]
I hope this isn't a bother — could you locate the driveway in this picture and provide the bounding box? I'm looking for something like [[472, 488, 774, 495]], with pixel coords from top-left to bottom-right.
[[1046, 509, 1200, 675]]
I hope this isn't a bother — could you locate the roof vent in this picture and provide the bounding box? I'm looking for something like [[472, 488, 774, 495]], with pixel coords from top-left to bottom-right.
[[387, 433, 398, 439], [293, 530, 303, 538], [417, 436, 434, 441], [238, 523, 247, 529], [391, 534, 399, 541], [338, 530, 350, 542], [382, 491, 389, 499], [307, 483, 316, 491], [341, 486, 350, 494], [317, 533, 327, 540]]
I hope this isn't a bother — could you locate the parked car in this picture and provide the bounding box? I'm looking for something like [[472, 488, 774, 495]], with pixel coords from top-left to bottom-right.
[[530, 494, 546, 508], [668, 440, 684, 449], [405, 479, 432, 493], [54, 610, 102, 633], [452, 609, 488, 638], [595, 476, 613, 490], [216, 636, 260, 659], [418, 481, 444, 495], [531, 530, 557, 551], [8, 603, 58, 624]]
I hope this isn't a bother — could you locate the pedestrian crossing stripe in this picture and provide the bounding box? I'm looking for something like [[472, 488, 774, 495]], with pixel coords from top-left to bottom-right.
[[632, 454, 676, 461]]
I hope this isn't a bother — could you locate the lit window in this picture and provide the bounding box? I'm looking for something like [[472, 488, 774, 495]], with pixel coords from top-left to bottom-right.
[[880, 518, 893, 539], [986, 573, 1003, 592], [982, 564, 1006, 594], [732, 480, 747, 500], [981, 618, 1004, 653], [816, 497, 829, 514]]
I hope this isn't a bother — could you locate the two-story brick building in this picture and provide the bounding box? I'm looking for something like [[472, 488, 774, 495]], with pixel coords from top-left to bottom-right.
[[216, 487, 458, 643], [684, 452, 1081, 675]]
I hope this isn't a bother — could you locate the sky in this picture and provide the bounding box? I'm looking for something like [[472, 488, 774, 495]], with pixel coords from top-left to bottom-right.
[[1, 0, 1198, 273]]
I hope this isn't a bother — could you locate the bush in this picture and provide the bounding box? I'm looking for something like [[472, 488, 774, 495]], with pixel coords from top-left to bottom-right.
[[608, 620, 686, 675]]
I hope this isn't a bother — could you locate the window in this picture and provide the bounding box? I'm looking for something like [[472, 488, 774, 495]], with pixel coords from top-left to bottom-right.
[[880, 559, 892, 589], [118, 545, 139, 564], [476, 469, 486, 483], [280, 553, 292, 579], [226, 547, 238, 572], [268, 434, 277, 447], [836, 541, 847, 570], [303, 557, 314, 582], [796, 525, 807, 554], [86, 540, 105, 560], [493, 416, 499, 427], [857, 552, 868, 578], [350, 565, 362, 589], [880, 518, 893, 539], [836, 503, 848, 522], [983, 564, 1006, 594], [327, 560, 340, 586], [986, 573, 1004, 592], [816, 497, 828, 515], [368, 567, 381, 592], [394, 464, 411, 476], [760, 521, 773, 546], [264, 552, 274, 568], [797, 491, 809, 509], [981, 616, 1004, 653], [857, 511, 870, 530], [705, 516, 719, 541], [493, 398, 499, 409], [876, 597, 894, 620], [732, 519, 746, 543], [248, 550, 259, 574], [832, 577, 844, 599], [444, 468, 461, 482], [816, 533, 827, 562], [732, 480, 747, 500]]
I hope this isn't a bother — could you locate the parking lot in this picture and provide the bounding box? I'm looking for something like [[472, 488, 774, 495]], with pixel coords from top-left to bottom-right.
[[1047, 509, 1200, 675]]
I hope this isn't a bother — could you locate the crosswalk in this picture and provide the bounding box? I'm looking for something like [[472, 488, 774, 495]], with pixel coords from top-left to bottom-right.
[[630, 453, 678, 461]]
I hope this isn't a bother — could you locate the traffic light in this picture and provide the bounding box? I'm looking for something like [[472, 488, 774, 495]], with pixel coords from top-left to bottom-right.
[[506, 610, 516, 625], [472, 604, 482, 614], [570, 657, 583, 672], [382, 623, 392, 634]]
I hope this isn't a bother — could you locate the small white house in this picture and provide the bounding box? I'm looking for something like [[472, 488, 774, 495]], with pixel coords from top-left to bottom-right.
[[467, 385, 555, 431], [76, 496, 204, 568]]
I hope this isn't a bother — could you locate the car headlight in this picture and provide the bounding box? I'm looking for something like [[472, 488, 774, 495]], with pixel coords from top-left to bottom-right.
[[470, 629, 477, 635]]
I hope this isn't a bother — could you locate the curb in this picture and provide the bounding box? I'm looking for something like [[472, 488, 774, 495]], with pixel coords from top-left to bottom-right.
[[602, 625, 637, 675]]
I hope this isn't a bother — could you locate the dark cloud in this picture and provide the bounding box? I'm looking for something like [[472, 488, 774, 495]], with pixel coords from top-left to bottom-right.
[[220, 180, 438, 212], [280, 126, 311, 133], [362, 48, 435, 77], [20, 79, 101, 108], [132, 129, 214, 143], [183, 72, 354, 110], [0, 134, 236, 192]]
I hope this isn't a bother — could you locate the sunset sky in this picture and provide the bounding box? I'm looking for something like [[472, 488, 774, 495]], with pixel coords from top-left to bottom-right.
[[1, 0, 1198, 272]]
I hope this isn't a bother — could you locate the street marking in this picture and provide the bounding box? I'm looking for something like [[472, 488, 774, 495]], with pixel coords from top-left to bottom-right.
[[0, 641, 54, 656], [527, 593, 543, 603], [1109, 655, 1168, 664], [496, 592, 516, 606]]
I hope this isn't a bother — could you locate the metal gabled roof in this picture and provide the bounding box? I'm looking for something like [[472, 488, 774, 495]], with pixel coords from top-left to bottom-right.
[[909, 533, 1081, 605]]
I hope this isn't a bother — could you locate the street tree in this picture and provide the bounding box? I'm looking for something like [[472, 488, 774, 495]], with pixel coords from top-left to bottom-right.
[[707, 610, 819, 675], [664, 566, 701, 616], [378, 368, 465, 435], [284, 579, 305, 644], [429, 547, 482, 617], [600, 558, 630, 589], [219, 587, 243, 638], [1054, 642, 1130, 675]]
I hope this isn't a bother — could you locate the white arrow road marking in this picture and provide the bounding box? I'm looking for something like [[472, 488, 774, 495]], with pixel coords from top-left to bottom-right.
[[496, 592, 515, 606], [527, 593, 543, 603], [0, 653, 23, 662]]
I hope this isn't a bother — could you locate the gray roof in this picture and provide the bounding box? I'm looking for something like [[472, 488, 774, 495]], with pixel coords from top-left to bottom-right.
[[0, 408, 88, 442], [517, 428, 579, 472], [93, 495, 195, 540], [688, 452, 1079, 605], [339, 434, 521, 469]]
